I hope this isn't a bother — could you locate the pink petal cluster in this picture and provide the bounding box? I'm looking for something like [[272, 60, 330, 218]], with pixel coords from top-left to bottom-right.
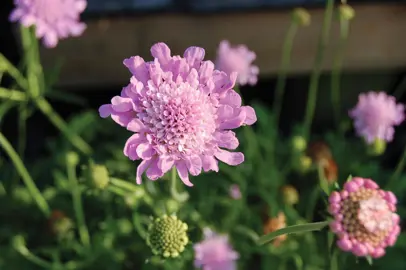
[[194, 228, 239, 270], [229, 184, 242, 199], [349, 91, 404, 144], [328, 177, 400, 258], [215, 40, 259, 86], [99, 43, 257, 186], [9, 0, 87, 48]]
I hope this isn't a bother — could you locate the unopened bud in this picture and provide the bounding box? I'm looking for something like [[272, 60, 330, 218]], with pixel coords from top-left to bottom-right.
[[339, 4, 355, 21], [85, 164, 110, 190], [291, 135, 307, 152], [295, 155, 312, 173], [48, 210, 74, 238], [146, 215, 189, 258], [281, 185, 299, 205], [66, 152, 79, 167], [292, 8, 311, 26]]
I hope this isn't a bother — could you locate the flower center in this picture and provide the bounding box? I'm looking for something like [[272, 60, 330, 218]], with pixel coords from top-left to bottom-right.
[[138, 81, 216, 157], [340, 188, 393, 247]]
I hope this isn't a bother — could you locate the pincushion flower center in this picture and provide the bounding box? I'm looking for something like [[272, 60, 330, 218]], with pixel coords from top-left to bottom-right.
[[140, 81, 216, 156], [358, 196, 394, 233]]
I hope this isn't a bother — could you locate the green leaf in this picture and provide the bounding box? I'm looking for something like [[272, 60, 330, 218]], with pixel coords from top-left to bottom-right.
[[257, 221, 329, 245]]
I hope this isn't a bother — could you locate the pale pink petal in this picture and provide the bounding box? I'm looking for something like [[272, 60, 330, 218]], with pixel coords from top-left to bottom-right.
[[176, 161, 193, 187], [215, 149, 244, 166], [136, 159, 152, 184], [150, 42, 171, 65]]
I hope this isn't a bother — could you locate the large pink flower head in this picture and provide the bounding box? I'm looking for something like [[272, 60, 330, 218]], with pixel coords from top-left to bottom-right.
[[349, 91, 404, 143], [215, 40, 259, 86], [194, 228, 239, 270], [328, 177, 400, 258], [99, 43, 257, 186], [9, 0, 87, 48]]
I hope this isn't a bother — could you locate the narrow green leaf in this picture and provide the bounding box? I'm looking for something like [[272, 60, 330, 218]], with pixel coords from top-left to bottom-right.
[[257, 221, 329, 245]]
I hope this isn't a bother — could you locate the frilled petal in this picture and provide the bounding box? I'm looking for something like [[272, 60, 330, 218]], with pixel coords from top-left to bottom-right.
[[146, 158, 164, 180], [150, 42, 171, 65], [241, 106, 257, 125], [123, 56, 149, 83], [136, 159, 152, 184], [184, 46, 205, 69], [214, 131, 239, 150], [201, 155, 219, 172], [176, 161, 194, 187], [215, 149, 244, 166]]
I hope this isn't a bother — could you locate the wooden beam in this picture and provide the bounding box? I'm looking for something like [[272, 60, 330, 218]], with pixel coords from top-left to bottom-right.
[[39, 3, 406, 88]]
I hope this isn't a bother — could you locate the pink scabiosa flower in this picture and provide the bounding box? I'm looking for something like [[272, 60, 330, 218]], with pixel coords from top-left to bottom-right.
[[215, 40, 259, 86], [194, 228, 239, 270], [328, 177, 400, 258], [349, 91, 404, 144], [99, 43, 257, 186], [229, 184, 241, 200], [9, 0, 87, 48]]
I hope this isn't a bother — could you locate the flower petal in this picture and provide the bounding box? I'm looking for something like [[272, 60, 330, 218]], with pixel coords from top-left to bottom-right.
[[176, 161, 193, 186], [98, 104, 112, 118], [201, 155, 219, 172], [127, 118, 147, 132], [186, 155, 202, 176], [184, 46, 205, 68], [150, 42, 171, 65], [215, 149, 244, 166], [136, 159, 152, 184], [214, 131, 239, 150], [241, 106, 257, 125], [123, 56, 149, 83]]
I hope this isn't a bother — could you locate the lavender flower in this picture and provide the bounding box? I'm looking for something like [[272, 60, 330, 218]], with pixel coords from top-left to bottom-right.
[[349, 91, 404, 143], [99, 43, 257, 186], [215, 40, 259, 86], [329, 177, 400, 258], [194, 228, 239, 270], [9, 0, 87, 48]]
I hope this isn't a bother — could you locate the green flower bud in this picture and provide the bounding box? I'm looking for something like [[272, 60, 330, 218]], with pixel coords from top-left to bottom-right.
[[165, 199, 180, 214], [66, 152, 79, 167], [339, 4, 355, 21], [292, 8, 311, 26], [49, 210, 74, 238], [117, 219, 133, 235], [281, 185, 299, 205], [86, 164, 110, 189], [367, 139, 386, 156], [295, 155, 312, 173], [146, 215, 189, 258], [291, 135, 307, 152]]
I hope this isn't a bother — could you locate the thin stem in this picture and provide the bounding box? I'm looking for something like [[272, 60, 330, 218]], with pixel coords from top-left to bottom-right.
[[35, 97, 92, 155], [170, 167, 189, 203], [110, 177, 141, 192], [0, 53, 28, 90], [387, 146, 406, 189], [15, 245, 53, 269], [11, 105, 29, 189], [0, 88, 27, 101], [0, 132, 50, 217], [66, 160, 91, 248], [303, 0, 335, 139], [20, 26, 41, 97], [273, 22, 298, 131], [331, 19, 350, 130]]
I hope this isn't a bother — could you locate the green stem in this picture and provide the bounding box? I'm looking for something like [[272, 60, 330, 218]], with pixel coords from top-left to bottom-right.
[[0, 88, 27, 101], [110, 177, 141, 192], [303, 0, 334, 138], [15, 245, 53, 269], [257, 221, 329, 245], [66, 160, 91, 248], [20, 26, 41, 98], [35, 97, 92, 155], [273, 22, 298, 131], [387, 146, 406, 189], [331, 19, 350, 130], [0, 53, 28, 90], [0, 132, 50, 216], [170, 167, 189, 203]]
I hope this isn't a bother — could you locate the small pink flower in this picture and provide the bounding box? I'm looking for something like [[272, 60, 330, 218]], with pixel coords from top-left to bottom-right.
[[194, 228, 239, 270], [9, 0, 87, 48], [215, 40, 259, 86], [349, 91, 404, 143], [229, 184, 241, 199], [328, 177, 400, 258], [99, 43, 257, 186]]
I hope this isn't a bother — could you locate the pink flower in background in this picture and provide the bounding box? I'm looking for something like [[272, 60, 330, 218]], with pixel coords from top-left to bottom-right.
[[229, 184, 241, 199], [328, 177, 400, 258], [99, 43, 257, 186], [349, 91, 404, 144], [9, 0, 87, 48], [215, 40, 259, 86], [194, 228, 239, 270]]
